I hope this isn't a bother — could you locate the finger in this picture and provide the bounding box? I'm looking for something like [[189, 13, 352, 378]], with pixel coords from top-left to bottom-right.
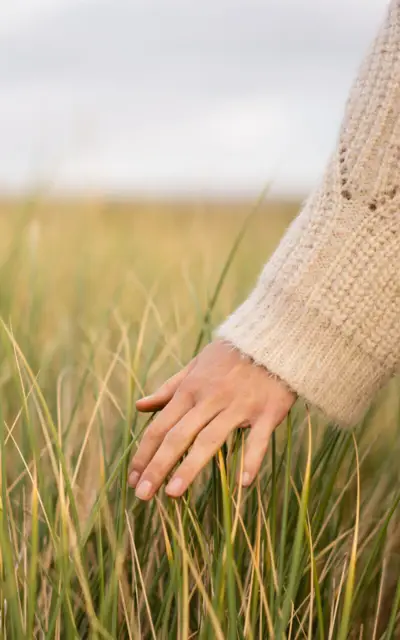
[[136, 360, 195, 412], [129, 390, 194, 486], [164, 408, 245, 498], [132, 399, 222, 500], [237, 411, 280, 487]]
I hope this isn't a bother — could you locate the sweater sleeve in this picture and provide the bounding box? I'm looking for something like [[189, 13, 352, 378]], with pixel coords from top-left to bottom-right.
[[214, 0, 400, 427]]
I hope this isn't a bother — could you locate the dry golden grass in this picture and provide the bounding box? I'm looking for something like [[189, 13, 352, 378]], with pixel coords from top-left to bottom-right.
[[0, 196, 296, 376], [0, 195, 399, 638]]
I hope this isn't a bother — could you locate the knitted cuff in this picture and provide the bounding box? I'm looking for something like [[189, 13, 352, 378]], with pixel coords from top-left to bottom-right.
[[214, 286, 387, 427]]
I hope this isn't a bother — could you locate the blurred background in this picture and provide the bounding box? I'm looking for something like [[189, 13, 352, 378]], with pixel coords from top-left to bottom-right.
[[0, 0, 395, 423], [1, 0, 387, 198], [0, 0, 396, 434], [2, 5, 400, 638]]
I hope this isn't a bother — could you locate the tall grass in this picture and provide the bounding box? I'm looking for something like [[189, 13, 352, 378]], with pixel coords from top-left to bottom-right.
[[0, 198, 399, 638]]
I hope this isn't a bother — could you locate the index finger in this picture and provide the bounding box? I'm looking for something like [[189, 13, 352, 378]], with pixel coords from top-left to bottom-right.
[[129, 389, 194, 486]]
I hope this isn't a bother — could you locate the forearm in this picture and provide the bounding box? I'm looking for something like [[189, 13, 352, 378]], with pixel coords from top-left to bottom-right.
[[215, 0, 400, 426]]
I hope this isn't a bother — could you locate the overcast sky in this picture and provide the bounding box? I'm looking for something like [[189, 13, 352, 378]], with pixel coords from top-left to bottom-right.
[[0, 0, 388, 197]]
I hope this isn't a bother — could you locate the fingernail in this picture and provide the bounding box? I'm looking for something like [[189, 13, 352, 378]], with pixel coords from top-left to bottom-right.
[[128, 470, 140, 488], [242, 472, 252, 487], [135, 480, 153, 500], [165, 477, 184, 497]]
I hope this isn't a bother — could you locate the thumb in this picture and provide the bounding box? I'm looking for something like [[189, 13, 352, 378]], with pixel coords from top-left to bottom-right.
[[136, 358, 196, 412]]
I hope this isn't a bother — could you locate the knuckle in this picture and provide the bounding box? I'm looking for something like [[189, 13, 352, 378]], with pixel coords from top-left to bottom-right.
[[177, 384, 196, 403], [231, 399, 253, 421], [209, 387, 229, 407], [195, 429, 218, 452], [140, 423, 165, 448], [129, 459, 144, 474], [201, 383, 233, 411], [193, 431, 208, 451], [241, 398, 256, 415], [144, 424, 162, 442], [213, 379, 231, 399], [269, 397, 292, 423], [163, 428, 183, 449], [250, 397, 268, 418]]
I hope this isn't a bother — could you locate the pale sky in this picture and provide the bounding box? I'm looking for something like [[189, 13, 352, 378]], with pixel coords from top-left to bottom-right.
[[0, 0, 388, 196]]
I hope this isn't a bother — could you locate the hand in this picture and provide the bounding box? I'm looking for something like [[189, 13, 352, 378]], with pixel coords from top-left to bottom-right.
[[128, 339, 296, 500]]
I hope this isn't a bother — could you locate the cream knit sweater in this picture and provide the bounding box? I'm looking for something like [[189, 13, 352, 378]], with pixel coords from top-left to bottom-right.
[[215, 0, 400, 427]]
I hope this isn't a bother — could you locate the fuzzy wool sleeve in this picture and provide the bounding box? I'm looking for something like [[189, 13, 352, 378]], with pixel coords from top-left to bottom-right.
[[215, 0, 400, 426]]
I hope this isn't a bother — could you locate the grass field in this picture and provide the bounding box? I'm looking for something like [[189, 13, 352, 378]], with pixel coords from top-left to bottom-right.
[[0, 196, 399, 639]]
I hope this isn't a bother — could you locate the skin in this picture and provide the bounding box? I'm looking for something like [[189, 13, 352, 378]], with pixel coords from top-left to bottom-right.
[[128, 339, 296, 501]]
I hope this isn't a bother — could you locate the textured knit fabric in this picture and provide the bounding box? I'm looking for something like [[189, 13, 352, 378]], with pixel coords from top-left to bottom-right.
[[215, 0, 400, 427]]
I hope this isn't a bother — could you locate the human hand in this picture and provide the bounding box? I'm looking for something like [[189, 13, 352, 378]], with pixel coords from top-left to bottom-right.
[[128, 339, 296, 500]]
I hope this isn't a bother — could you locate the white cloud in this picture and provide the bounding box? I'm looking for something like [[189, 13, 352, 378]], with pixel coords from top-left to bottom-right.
[[0, 0, 72, 37], [0, 0, 388, 195]]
